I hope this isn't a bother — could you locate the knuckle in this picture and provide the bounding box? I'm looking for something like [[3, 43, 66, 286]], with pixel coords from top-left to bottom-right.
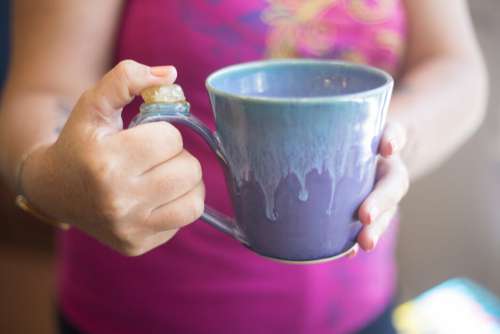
[[112, 225, 133, 243], [165, 123, 183, 150], [77, 145, 104, 178], [86, 154, 115, 185], [101, 196, 130, 224], [120, 242, 146, 257], [116, 60, 137, 82], [185, 154, 203, 183], [111, 226, 142, 254], [154, 122, 183, 152], [79, 89, 95, 106], [82, 87, 109, 113], [119, 59, 137, 67], [136, 208, 152, 225], [157, 175, 175, 196], [188, 194, 205, 221]]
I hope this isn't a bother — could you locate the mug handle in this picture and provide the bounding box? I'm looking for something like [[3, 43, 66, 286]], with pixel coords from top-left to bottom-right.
[[129, 103, 248, 245]]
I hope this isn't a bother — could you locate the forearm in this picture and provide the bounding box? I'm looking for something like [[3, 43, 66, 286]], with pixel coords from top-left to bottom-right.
[[389, 56, 488, 180], [0, 0, 124, 190], [0, 85, 73, 189]]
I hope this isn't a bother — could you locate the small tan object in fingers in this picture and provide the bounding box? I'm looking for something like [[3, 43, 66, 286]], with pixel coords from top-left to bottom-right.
[[141, 84, 186, 104]]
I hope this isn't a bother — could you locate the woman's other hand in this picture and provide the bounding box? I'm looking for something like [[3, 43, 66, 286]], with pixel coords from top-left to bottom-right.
[[349, 122, 409, 256]]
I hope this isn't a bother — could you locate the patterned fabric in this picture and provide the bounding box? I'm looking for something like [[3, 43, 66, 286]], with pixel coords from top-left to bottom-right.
[[262, 0, 405, 73], [58, 1, 407, 333]]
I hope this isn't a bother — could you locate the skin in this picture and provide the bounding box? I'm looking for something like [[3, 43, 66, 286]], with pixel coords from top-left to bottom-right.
[[0, 0, 487, 257]]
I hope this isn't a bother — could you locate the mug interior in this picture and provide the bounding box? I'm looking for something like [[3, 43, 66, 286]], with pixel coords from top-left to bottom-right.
[[206, 59, 392, 100]]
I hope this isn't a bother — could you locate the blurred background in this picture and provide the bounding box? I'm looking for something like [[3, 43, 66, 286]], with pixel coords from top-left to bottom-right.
[[397, 0, 500, 302], [0, 0, 498, 333]]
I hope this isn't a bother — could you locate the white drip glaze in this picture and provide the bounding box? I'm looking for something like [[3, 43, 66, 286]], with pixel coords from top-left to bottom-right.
[[219, 94, 388, 221]]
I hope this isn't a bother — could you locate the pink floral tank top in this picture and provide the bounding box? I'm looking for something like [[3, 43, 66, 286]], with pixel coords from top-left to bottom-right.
[[58, 1, 407, 333]]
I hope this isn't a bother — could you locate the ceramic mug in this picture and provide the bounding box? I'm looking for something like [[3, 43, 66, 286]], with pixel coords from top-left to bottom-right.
[[130, 59, 393, 263]]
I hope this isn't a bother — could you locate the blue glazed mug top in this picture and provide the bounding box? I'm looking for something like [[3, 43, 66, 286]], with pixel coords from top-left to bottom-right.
[[206, 59, 392, 102], [131, 59, 394, 263]]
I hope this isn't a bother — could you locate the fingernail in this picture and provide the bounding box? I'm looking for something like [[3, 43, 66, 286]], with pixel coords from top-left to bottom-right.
[[347, 244, 359, 259], [150, 66, 176, 77], [387, 140, 395, 156], [387, 136, 401, 155]]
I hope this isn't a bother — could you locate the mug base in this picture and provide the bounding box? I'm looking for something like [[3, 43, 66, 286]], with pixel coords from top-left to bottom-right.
[[248, 243, 359, 265]]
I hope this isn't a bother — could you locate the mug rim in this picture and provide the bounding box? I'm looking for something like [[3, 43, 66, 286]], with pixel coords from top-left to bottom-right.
[[205, 59, 394, 104]]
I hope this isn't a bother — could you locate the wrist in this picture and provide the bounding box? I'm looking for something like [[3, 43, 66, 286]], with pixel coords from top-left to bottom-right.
[[17, 144, 69, 229]]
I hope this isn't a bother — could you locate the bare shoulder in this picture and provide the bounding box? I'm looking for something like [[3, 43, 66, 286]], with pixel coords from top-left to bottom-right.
[[403, 0, 482, 63]]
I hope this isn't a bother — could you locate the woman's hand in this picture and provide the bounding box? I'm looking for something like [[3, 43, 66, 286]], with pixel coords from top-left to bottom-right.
[[349, 122, 409, 257], [21, 60, 205, 256]]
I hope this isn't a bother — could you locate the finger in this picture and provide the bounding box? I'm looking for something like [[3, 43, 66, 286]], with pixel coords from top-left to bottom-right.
[[108, 122, 184, 174], [346, 243, 360, 259], [146, 182, 205, 232], [94, 60, 176, 114], [139, 150, 203, 206], [74, 60, 177, 130], [379, 122, 407, 157], [358, 207, 397, 252], [358, 156, 409, 225]]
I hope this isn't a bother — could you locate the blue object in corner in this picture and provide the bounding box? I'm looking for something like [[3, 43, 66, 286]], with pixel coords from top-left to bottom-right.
[[0, 0, 10, 86]]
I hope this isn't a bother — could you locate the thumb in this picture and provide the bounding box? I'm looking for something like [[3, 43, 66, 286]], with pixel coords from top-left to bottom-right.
[[71, 60, 177, 136]]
